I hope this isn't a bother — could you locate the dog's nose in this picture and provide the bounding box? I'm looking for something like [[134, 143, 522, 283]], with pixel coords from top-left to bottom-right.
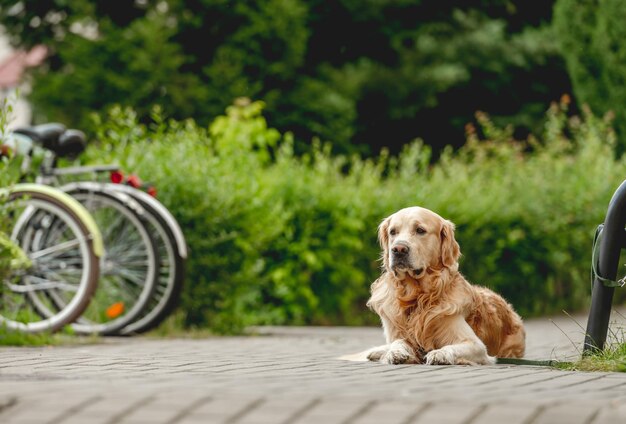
[[392, 243, 409, 256]]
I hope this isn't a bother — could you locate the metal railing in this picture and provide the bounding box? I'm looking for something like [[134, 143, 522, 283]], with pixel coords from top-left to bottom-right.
[[584, 179, 626, 353]]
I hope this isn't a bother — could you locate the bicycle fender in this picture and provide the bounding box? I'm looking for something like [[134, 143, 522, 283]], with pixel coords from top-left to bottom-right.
[[101, 183, 188, 259], [4, 183, 105, 257], [59, 181, 148, 217]]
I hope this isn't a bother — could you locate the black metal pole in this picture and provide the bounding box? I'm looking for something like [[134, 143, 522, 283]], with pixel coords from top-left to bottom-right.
[[583, 180, 626, 354]]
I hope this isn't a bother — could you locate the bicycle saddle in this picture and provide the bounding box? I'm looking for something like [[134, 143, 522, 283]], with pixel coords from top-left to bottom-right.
[[56, 129, 87, 157], [13, 124, 86, 157], [14, 123, 66, 150]]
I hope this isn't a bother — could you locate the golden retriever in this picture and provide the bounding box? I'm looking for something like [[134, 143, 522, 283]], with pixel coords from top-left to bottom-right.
[[365, 206, 525, 365]]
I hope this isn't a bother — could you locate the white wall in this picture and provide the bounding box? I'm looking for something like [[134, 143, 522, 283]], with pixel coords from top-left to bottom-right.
[[0, 29, 33, 129]]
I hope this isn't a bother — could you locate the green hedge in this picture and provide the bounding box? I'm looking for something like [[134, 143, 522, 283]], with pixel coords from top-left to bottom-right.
[[85, 99, 626, 333], [0, 100, 22, 283]]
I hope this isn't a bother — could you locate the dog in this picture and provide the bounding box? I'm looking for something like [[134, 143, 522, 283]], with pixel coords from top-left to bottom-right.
[[365, 206, 525, 365]]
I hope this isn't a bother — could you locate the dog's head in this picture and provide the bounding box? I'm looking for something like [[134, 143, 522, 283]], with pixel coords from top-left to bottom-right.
[[378, 206, 460, 279]]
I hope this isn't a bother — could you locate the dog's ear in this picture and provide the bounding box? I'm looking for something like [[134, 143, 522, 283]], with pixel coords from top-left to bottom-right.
[[440, 219, 461, 269], [378, 216, 391, 270]]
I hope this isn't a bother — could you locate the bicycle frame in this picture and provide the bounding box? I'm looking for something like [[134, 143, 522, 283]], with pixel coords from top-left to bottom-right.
[[30, 147, 187, 260]]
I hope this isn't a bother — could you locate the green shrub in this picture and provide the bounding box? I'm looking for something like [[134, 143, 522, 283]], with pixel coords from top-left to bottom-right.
[[85, 98, 626, 333], [554, 0, 626, 152], [427, 102, 624, 315], [87, 102, 387, 332], [0, 98, 22, 283]]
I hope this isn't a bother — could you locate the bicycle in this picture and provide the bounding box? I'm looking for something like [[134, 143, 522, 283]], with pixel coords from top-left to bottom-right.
[[104, 182, 187, 335], [0, 182, 103, 333], [57, 182, 159, 335], [7, 123, 186, 334], [5, 125, 160, 335]]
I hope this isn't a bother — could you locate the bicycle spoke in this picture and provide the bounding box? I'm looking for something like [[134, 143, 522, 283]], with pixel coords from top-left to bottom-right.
[[28, 238, 82, 260], [106, 233, 142, 257], [7, 276, 79, 293], [39, 214, 66, 245], [106, 268, 146, 286], [101, 213, 127, 243], [9, 295, 29, 319], [110, 259, 151, 267], [39, 265, 83, 274], [42, 268, 82, 285]]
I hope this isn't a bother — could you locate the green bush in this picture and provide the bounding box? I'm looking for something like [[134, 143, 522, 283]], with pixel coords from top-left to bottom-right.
[[428, 102, 624, 315], [85, 99, 625, 333], [554, 0, 626, 152], [0, 99, 22, 284]]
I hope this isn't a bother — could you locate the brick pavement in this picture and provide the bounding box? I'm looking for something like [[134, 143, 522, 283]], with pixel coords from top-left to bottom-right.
[[0, 309, 625, 423]]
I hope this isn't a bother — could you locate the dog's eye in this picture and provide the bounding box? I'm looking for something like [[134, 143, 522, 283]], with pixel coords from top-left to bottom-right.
[[389, 228, 397, 236], [416, 227, 426, 235]]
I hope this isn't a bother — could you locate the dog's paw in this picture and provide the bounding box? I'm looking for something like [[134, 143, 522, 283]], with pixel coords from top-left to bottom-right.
[[367, 340, 418, 365], [366, 348, 388, 362], [379, 340, 417, 365], [425, 347, 456, 365], [425, 346, 496, 365], [478, 355, 497, 365], [380, 349, 410, 365]]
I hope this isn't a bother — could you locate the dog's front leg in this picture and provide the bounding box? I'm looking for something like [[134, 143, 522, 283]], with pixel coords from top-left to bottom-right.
[[367, 339, 420, 364], [367, 314, 420, 364], [365, 313, 396, 362], [424, 316, 495, 365]]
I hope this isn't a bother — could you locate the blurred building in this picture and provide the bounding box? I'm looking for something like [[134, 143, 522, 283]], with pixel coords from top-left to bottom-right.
[[0, 30, 46, 129]]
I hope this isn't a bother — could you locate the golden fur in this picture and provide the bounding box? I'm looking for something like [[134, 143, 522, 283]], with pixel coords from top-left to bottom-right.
[[366, 207, 525, 365]]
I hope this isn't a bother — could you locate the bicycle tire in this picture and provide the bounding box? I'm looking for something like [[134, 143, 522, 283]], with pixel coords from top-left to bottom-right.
[[0, 184, 101, 333], [59, 183, 159, 335], [107, 184, 186, 335]]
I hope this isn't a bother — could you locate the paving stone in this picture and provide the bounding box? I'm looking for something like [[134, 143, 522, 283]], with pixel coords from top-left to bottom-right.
[[591, 400, 626, 424], [412, 402, 482, 424], [235, 397, 318, 424], [349, 400, 427, 424], [290, 398, 373, 424], [0, 310, 625, 423], [533, 402, 602, 424], [473, 403, 544, 424]]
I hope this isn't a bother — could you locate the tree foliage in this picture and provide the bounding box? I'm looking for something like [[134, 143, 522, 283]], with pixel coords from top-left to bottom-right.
[[0, 0, 569, 154], [554, 0, 626, 151]]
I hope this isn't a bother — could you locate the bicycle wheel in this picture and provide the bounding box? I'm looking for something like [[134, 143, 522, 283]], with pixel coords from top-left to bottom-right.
[[0, 184, 101, 333], [60, 183, 159, 335], [107, 184, 187, 335]]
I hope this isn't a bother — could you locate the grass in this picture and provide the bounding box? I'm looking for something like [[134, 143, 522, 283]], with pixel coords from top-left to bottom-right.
[[0, 326, 101, 347], [558, 343, 626, 372], [554, 310, 626, 372], [146, 311, 291, 339], [146, 311, 220, 339]]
